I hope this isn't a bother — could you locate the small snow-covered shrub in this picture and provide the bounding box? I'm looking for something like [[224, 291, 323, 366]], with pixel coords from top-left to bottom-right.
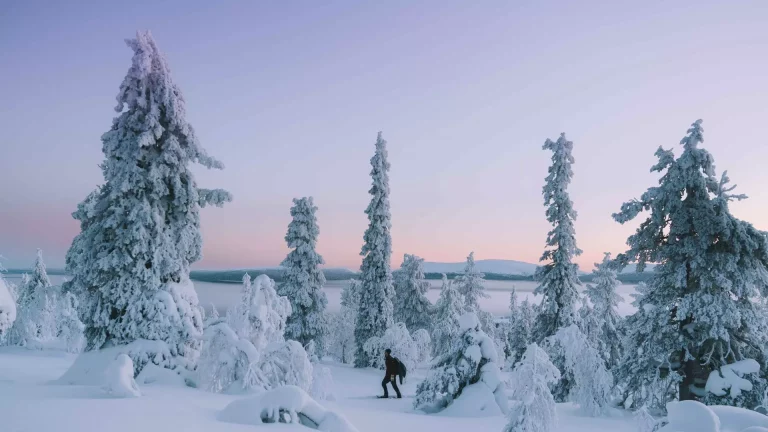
[[0, 277, 16, 339], [553, 324, 613, 416], [218, 385, 359, 432], [198, 274, 313, 394], [364, 322, 418, 374], [504, 343, 559, 432], [412, 328, 432, 365], [246, 340, 312, 393], [102, 354, 141, 398], [328, 280, 360, 364], [414, 313, 507, 415]]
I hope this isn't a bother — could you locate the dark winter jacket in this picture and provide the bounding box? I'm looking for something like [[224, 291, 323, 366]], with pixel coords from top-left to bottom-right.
[[385, 356, 399, 376]]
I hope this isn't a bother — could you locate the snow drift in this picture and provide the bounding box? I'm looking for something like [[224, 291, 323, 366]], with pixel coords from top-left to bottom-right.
[[218, 385, 359, 431], [658, 400, 768, 432]]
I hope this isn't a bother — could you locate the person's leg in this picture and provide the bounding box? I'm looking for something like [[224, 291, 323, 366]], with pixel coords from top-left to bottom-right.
[[381, 377, 389, 397], [391, 376, 402, 398]]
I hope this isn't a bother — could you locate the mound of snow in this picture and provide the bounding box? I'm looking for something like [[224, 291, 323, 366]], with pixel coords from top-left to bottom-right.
[[710, 405, 768, 432], [438, 383, 503, 417], [57, 340, 178, 386], [0, 277, 16, 335], [658, 400, 720, 432], [218, 385, 359, 431], [659, 400, 768, 432], [102, 354, 141, 398]]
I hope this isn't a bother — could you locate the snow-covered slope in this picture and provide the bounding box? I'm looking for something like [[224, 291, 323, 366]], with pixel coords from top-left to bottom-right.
[[421, 259, 539, 276]]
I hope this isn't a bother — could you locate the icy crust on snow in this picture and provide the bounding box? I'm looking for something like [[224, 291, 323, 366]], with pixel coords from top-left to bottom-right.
[[0, 277, 16, 336], [218, 385, 359, 432], [102, 354, 141, 398], [57, 340, 179, 385], [706, 359, 761, 398], [658, 400, 768, 432]]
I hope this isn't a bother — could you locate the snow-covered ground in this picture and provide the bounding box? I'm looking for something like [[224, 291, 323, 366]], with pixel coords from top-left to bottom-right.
[[0, 346, 639, 432]]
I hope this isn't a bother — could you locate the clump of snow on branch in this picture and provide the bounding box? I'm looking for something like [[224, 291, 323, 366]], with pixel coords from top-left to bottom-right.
[[706, 359, 761, 399], [414, 312, 507, 415], [504, 343, 559, 432]]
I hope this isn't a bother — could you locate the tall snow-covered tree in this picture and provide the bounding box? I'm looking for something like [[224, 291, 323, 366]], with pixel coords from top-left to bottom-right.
[[63, 31, 231, 373], [613, 120, 768, 408], [533, 132, 583, 402], [584, 253, 623, 370], [431, 274, 465, 357], [393, 254, 432, 332], [278, 197, 329, 354], [354, 132, 395, 368], [507, 295, 536, 367], [533, 133, 582, 342], [11, 250, 55, 346]]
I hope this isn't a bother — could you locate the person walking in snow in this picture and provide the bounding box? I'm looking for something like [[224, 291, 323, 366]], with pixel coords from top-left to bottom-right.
[[379, 349, 402, 399]]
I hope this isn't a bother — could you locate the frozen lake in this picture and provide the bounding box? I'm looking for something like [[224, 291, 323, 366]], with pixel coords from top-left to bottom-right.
[[10, 275, 639, 318]]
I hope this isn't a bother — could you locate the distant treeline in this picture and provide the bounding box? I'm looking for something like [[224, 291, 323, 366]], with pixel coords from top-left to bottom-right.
[[3, 267, 652, 284]]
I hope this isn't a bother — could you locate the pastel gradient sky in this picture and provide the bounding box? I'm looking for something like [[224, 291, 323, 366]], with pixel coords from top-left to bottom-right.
[[1, 1, 767, 270]]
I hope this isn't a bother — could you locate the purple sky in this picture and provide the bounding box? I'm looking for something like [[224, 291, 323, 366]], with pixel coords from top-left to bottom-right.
[[2, 1, 767, 270]]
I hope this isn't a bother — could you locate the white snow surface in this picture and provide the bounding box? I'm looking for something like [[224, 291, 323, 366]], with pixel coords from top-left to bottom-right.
[[0, 346, 763, 432], [657, 400, 768, 432]]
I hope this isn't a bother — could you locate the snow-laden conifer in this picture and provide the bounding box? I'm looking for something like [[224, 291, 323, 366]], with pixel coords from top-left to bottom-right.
[[507, 296, 536, 368], [0, 266, 16, 340], [504, 343, 559, 432], [613, 119, 768, 409], [455, 252, 488, 312], [354, 132, 395, 368], [533, 133, 582, 341], [414, 313, 507, 414], [393, 254, 432, 332], [63, 31, 231, 373], [278, 197, 329, 355], [533, 133, 583, 402], [430, 274, 464, 357], [584, 253, 623, 369]]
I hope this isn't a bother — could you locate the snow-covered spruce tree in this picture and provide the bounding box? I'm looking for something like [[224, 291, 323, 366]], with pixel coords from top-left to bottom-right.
[[431, 274, 465, 357], [533, 133, 582, 402], [329, 280, 361, 364], [584, 252, 623, 370], [613, 119, 768, 409], [63, 31, 231, 374], [354, 132, 395, 368], [278, 197, 329, 355], [533, 132, 582, 341], [504, 343, 560, 432], [506, 295, 536, 368], [414, 313, 508, 414], [554, 325, 613, 416], [455, 252, 488, 313], [393, 254, 432, 332], [10, 249, 55, 346]]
